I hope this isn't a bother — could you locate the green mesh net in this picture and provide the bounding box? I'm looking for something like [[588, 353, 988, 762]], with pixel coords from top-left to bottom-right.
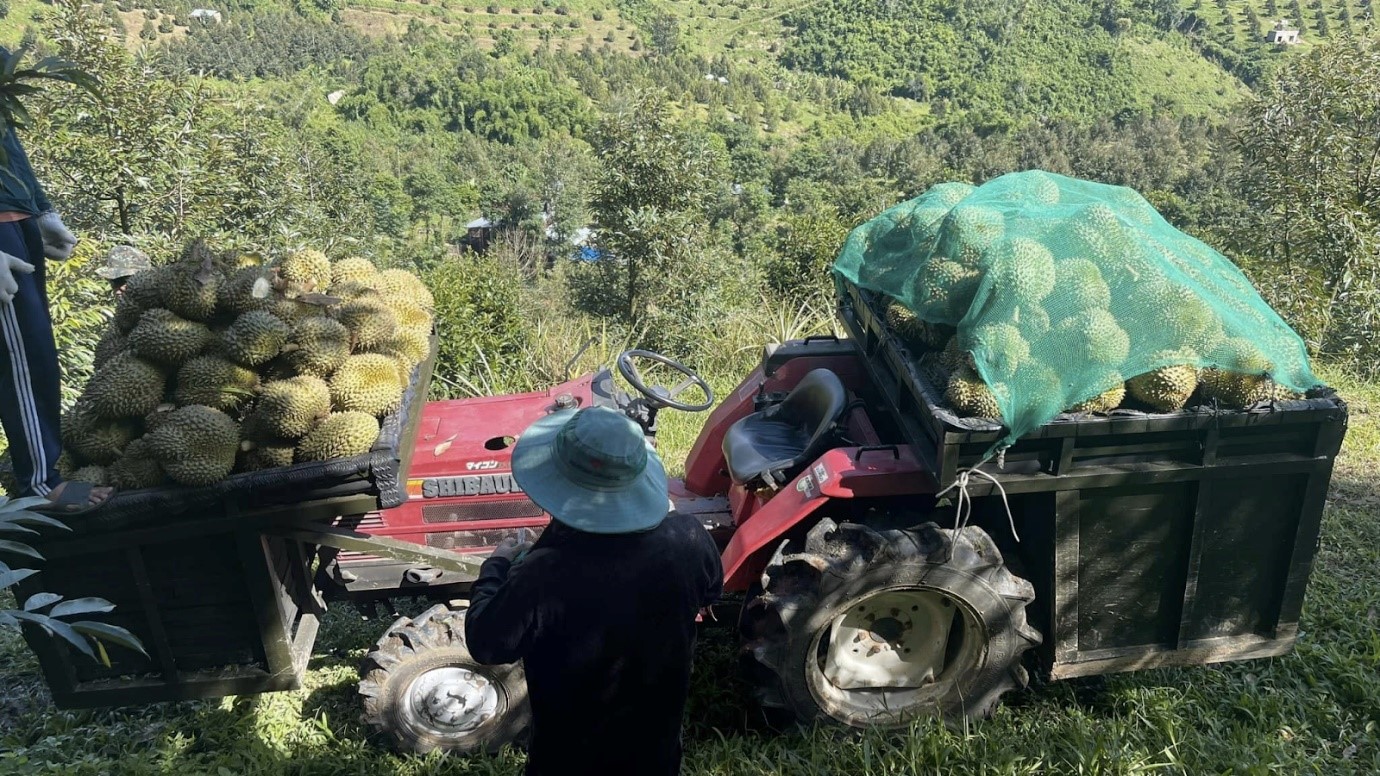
[[833, 170, 1320, 450]]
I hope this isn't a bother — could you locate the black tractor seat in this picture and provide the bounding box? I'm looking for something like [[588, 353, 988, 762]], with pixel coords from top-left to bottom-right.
[[721, 368, 850, 487]]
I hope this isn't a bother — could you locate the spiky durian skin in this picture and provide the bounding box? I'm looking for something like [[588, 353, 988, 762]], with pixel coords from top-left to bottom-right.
[[61, 401, 138, 466], [911, 259, 980, 321], [363, 327, 432, 369], [224, 310, 290, 367], [278, 249, 333, 292], [164, 264, 223, 322], [237, 442, 298, 473], [255, 375, 331, 438], [987, 237, 1057, 306], [107, 438, 167, 490], [967, 323, 1029, 381], [1051, 308, 1130, 367], [1127, 364, 1199, 412], [329, 354, 404, 416], [1052, 258, 1111, 316], [296, 411, 381, 462], [146, 405, 240, 487], [1199, 369, 1299, 408], [331, 257, 379, 288], [885, 300, 952, 349], [121, 265, 171, 310], [218, 266, 276, 317], [1067, 381, 1126, 414], [384, 295, 434, 333], [174, 355, 260, 415], [128, 308, 213, 366], [93, 326, 127, 371], [85, 352, 167, 420], [945, 368, 1003, 420], [335, 297, 399, 351], [112, 296, 145, 334], [284, 316, 351, 377], [377, 267, 434, 309], [70, 465, 109, 487]]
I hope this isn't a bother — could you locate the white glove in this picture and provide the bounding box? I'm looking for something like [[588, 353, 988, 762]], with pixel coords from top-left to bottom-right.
[[36, 212, 77, 261], [0, 251, 35, 304]]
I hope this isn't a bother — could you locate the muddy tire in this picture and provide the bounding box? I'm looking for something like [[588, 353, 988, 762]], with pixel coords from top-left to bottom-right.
[[359, 604, 530, 755], [740, 519, 1041, 728]]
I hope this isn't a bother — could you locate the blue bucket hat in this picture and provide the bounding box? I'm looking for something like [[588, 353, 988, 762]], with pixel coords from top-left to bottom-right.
[[511, 407, 669, 534]]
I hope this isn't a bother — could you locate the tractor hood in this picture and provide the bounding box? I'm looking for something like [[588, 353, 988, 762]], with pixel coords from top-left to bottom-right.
[[403, 369, 622, 489]]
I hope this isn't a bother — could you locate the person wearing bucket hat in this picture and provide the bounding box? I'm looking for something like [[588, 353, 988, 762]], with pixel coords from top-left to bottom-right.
[[466, 406, 723, 776], [96, 244, 152, 295]]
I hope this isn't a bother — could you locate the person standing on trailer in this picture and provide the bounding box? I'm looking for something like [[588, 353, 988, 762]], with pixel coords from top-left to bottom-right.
[[466, 406, 723, 776], [0, 87, 109, 514]]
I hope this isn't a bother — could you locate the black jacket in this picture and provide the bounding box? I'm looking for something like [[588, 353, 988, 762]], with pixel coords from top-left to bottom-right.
[[466, 511, 723, 776]]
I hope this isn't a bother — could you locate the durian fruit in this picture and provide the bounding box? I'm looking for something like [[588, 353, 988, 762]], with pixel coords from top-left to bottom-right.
[[85, 352, 167, 419], [967, 323, 1029, 381], [1067, 377, 1126, 414], [144, 404, 176, 435], [254, 375, 331, 438], [174, 355, 260, 415], [112, 296, 145, 334], [128, 308, 213, 366], [1199, 369, 1299, 408], [108, 438, 167, 490], [885, 300, 952, 349], [277, 249, 332, 293], [223, 310, 290, 367], [938, 337, 972, 374], [386, 296, 434, 334], [330, 279, 382, 299], [237, 440, 298, 472], [329, 354, 404, 416], [986, 237, 1057, 306], [1012, 304, 1051, 340], [1127, 358, 1200, 412], [296, 411, 381, 463], [1052, 258, 1111, 316], [945, 367, 1003, 420], [1051, 308, 1130, 367], [164, 262, 224, 322], [283, 316, 351, 377], [56, 449, 77, 480], [121, 265, 171, 310], [335, 297, 399, 351], [61, 402, 137, 466], [69, 465, 109, 486], [270, 294, 325, 324], [378, 268, 434, 308], [364, 327, 432, 369], [218, 266, 276, 317], [331, 257, 379, 288], [147, 405, 240, 487], [939, 205, 1006, 266], [93, 326, 127, 371]]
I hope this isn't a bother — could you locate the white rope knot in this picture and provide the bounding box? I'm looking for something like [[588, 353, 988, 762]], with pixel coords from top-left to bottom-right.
[[935, 463, 1020, 543]]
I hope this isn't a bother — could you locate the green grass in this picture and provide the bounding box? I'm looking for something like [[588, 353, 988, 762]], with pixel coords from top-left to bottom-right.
[[3, 362, 1379, 773]]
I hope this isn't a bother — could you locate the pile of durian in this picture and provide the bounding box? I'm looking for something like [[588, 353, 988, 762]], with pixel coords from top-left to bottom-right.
[[60, 242, 434, 490], [886, 293, 1301, 422]]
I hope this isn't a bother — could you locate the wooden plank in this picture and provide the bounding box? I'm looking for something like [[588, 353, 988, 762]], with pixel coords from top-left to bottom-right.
[[49, 667, 305, 711], [127, 546, 180, 683], [1053, 490, 1080, 661], [235, 531, 296, 677], [271, 523, 487, 575], [1177, 480, 1211, 649], [1272, 462, 1333, 635], [1050, 634, 1296, 680]]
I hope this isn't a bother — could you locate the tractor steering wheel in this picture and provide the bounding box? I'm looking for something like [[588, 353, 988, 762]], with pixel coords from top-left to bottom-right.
[[616, 349, 715, 412]]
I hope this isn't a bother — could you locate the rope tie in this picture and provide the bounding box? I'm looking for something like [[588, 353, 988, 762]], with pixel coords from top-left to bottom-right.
[[936, 460, 1020, 545]]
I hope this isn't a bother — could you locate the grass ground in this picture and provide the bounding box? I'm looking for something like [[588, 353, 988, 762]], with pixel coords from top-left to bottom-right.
[[1, 362, 1378, 774]]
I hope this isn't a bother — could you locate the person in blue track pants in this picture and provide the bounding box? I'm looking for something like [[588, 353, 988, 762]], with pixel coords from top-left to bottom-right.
[[0, 91, 112, 514]]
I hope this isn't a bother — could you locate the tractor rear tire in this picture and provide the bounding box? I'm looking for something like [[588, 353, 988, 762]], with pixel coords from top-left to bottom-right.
[[740, 519, 1041, 728], [359, 604, 530, 755]]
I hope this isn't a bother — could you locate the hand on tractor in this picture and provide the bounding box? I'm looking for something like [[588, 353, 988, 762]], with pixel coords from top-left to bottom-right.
[[491, 530, 534, 563], [36, 212, 77, 261], [0, 249, 34, 303]]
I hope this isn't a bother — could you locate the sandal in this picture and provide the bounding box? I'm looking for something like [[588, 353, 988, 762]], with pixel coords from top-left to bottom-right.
[[31, 481, 116, 516]]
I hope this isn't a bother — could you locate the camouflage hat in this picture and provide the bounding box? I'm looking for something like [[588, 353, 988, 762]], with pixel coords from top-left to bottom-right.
[[97, 245, 152, 280]]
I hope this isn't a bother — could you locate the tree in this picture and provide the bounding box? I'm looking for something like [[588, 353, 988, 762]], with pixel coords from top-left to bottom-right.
[[1233, 38, 1380, 371], [582, 90, 739, 355], [648, 12, 681, 56]]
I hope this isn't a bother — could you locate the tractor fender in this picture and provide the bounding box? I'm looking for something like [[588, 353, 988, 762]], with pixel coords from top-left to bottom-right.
[[719, 446, 937, 592]]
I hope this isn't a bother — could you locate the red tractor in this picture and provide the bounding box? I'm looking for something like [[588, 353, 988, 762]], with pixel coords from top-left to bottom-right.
[[328, 282, 1346, 755]]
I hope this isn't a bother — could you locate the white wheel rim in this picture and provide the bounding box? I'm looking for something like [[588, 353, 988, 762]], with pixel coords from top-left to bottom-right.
[[824, 589, 956, 690], [401, 666, 502, 738]]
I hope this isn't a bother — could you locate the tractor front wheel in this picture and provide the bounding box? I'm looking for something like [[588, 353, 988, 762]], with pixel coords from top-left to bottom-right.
[[359, 604, 530, 755], [741, 519, 1041, 728]]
